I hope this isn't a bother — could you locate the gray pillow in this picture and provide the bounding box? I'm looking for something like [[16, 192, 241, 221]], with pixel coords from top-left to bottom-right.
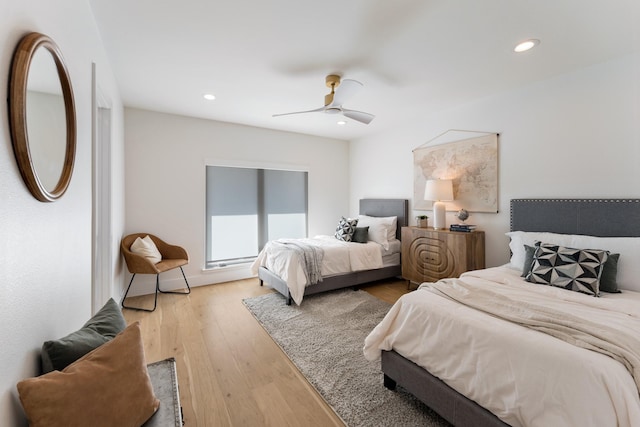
[[599, 252, 621, 293], [521, 244, 536, 277], [352, 226, 369, 243], [41, 298, 126, 373]]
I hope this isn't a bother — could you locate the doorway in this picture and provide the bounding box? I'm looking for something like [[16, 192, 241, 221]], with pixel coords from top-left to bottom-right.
[[92, 63, 113, 314]]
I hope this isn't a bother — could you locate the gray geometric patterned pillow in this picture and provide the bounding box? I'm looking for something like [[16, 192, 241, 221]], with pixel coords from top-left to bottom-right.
[[525, 242, 609, 296], [334, 217, 358, 242]]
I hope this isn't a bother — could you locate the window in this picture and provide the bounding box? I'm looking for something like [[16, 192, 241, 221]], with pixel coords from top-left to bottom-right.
[[205, 165, 308, 268]]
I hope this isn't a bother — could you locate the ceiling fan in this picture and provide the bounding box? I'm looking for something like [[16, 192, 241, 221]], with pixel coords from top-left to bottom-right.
[[273, 74, 375, 124]]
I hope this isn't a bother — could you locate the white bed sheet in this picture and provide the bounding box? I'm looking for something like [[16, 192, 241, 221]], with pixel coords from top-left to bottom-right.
[[250, 235, 383, 305], [363, 266, 640, 427]]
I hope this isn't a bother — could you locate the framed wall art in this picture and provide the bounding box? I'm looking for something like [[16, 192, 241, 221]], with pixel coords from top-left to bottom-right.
[[413, 132, 498, 213]]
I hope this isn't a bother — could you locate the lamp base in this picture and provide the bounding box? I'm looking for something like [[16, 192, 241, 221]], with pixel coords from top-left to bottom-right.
[[433, 201, 446, 230]]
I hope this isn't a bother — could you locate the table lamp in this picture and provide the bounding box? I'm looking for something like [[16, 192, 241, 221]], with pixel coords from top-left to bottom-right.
[[424, 179, 453, 230]]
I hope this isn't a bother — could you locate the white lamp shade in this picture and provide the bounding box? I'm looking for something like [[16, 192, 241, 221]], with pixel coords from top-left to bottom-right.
[[424, 179, 453, 230], [424, 179, 453, 202]]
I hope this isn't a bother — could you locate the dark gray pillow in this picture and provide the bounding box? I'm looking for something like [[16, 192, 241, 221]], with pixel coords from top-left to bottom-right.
[[41, 298, 126, 373], [352, 226, 369, 243], [521, 244, 536, 277], [599, 252, 621, 293]]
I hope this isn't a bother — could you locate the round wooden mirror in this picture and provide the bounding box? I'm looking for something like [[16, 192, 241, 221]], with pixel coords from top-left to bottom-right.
[[9, 32, 76, 202]]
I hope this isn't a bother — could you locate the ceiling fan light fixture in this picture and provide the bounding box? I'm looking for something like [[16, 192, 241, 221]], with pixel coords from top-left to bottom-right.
[[514, 39, 540, 53], [272, 74, 374, 125]]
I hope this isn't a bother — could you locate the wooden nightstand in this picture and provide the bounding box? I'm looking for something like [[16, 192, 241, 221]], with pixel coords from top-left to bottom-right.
[[401, 226, 485, 287]]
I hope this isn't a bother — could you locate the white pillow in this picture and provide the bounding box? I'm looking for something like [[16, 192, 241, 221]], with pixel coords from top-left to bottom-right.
[[506, 231, 640, 292], [567, 234, 640, 292], [506, 231, 573, 271], [130, 235, 162, 264], [357, 215, 397, 250]]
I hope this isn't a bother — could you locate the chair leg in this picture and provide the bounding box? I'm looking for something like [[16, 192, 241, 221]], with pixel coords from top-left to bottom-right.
[[122, 273, 159, 312], [158, 266, 191, 295]]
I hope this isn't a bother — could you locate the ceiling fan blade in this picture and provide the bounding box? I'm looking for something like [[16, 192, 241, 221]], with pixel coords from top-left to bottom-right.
[[342, 108, 375, 124], [330, 79, 363, 107], [272, 106, 326, 117]]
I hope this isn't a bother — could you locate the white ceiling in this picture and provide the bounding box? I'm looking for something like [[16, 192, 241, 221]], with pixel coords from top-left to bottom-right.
[[89, 0, 639, 141]]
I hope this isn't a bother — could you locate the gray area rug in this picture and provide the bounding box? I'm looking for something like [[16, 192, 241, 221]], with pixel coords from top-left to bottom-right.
[[243, 289, 450, 427]]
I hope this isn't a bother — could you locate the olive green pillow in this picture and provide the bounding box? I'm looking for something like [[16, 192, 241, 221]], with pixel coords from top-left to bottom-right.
[[41, 298, 126, 373]]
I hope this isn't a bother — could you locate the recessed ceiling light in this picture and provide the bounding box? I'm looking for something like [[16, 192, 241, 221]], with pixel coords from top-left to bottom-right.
[[337, 120, 347, 126], [514, 39, 540, 53], [203, 93, 216, 101]]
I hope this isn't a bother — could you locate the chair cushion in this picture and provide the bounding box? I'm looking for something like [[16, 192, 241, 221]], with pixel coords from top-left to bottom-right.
[[17, 322, 160, 427], [41, 298, 127, 373], [155, 258, 188, 273], [130, 235, 162, 264]]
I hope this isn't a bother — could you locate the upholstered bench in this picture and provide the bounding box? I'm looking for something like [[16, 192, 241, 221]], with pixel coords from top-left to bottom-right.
[[145, 358, 183, 426]]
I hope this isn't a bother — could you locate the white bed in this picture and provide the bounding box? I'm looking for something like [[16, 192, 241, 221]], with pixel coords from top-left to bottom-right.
[[365, 266, 640, 426], [364, 198, 640, 427], [251, 199, 408, 305], [251, 235, 398, 305]]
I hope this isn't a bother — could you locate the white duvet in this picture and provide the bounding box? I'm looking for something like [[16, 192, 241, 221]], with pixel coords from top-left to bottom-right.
[[363, 266, 640, 427], [250, 235, 383, 305]]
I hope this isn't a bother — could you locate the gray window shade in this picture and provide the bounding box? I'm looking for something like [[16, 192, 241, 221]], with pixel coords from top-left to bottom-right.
[[207, 166, 258, 216], [205, 165, 308, 267], [264, 169, 307, 214]]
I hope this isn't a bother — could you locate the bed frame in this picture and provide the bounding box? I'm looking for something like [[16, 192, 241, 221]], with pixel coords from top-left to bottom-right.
[[382, 198, 640, 427], [258, 198, 409, 305]]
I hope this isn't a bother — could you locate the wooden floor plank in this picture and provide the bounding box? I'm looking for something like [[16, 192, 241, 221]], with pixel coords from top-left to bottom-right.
[[122, 276, 409, 426]]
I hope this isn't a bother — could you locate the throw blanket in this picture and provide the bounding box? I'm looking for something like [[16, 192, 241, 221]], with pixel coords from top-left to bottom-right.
[[423, 278, 640, 390], [271, 240, 324, 285]]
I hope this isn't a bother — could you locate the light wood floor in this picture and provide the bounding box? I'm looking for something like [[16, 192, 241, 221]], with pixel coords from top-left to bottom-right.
[[122, 277, 410, 427]]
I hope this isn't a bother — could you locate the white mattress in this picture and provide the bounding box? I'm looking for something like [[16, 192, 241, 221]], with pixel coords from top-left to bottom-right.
[[381, 253, 399, 268], [381, 238, 401, 267], [381, 238, 401, 257], [364, 266, 640, 427]]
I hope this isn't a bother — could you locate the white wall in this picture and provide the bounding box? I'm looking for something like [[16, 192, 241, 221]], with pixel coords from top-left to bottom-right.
[[350, 52, 640, 268], [0, 1, 124, 425], [123, 108, 349, 294]]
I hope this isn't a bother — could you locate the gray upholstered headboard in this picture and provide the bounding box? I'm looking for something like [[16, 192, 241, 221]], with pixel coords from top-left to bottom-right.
[[510, 199, 640, 237], [359, 199, 409, 240]]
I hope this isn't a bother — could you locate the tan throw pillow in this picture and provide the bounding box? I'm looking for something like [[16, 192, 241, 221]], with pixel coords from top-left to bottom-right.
[[17, 322, 160, 427], [130, 235, 162, 264]]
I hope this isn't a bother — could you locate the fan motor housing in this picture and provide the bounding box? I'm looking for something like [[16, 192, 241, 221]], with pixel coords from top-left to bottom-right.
[[324, 74, 341, 105], [325, 74, 341, 88]]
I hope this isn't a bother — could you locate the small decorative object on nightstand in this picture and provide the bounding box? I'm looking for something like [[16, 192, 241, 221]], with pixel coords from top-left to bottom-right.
[[449, 223, 477, 232], [401, 226, 485, 287], [416, 215, 428, 228], [456, 208, 469, 223]]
